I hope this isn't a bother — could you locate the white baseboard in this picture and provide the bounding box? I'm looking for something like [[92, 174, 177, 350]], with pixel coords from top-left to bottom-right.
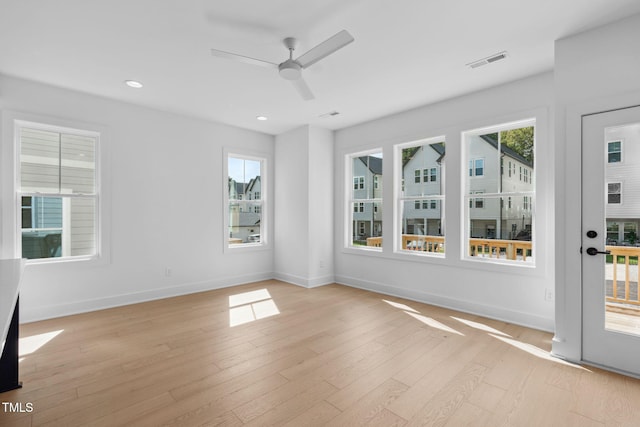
[[273, 272, 334, 288], [21, 271, 274, 323], [335, 274, 554, 333]]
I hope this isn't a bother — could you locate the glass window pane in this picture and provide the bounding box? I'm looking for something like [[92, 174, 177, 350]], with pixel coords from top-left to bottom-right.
[[400, 200, 444, 254], [399, 141, 445, 255], [61, 133, 96, 194], [69, 197, 96, 257], [21, 196, 95, 259], [20, 127, 61, 192], [352, 201, 382, 247], [228, 202, 262, 244], [228, 157, 262, 201], [465, 123, 535, 264], [349, 151, 383, 249]]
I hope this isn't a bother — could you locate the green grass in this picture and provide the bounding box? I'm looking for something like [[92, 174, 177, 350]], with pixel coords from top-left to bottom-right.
[[606, 255, 639, 265]]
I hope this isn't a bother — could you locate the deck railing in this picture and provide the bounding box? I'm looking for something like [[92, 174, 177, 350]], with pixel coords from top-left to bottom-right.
[[606, 245, 640, 308], [364, 237, 639, 313], [366, 235, 532, 259], [469, 238, 532, 261], [365, 235, 445, 252]]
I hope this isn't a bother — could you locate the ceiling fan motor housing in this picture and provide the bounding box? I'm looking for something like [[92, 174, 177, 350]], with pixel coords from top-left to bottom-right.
[[279, 59, 302, 80]]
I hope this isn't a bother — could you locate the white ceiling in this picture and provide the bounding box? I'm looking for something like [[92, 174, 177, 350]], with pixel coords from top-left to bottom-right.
[[2, 0, 640, 135]]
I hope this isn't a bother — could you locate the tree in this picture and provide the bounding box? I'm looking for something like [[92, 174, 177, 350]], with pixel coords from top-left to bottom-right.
[[500, 126, 534, 164]]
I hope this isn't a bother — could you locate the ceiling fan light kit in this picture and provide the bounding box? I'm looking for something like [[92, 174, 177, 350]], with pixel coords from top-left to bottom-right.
[[211, 30, 354, 100], [279, 60, 301, 80]]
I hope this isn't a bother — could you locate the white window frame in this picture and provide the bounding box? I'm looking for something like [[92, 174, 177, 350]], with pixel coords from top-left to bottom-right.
[[1, 112, 109, 264], [345, 148, 383, 251], [223, 149, 269, 252], [462, 118, 536, 266], [394, 136, 445, 257]]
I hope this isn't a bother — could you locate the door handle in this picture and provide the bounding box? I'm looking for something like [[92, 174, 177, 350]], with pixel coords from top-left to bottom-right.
[[586, 247, 610, 256]]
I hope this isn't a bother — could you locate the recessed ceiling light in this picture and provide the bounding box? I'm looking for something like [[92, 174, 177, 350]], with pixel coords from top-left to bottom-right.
[[256, 116, 268, 121], [124, 80, 143, 88]]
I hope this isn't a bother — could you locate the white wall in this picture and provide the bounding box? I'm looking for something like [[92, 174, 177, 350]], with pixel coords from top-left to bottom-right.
[[274, 126, 310, 283], [307, 126, 334, 284], [553, 12, 640, 361], [334, 72, 555, 331], [0, 75, 275, 322], [274, 125, 334, 287]]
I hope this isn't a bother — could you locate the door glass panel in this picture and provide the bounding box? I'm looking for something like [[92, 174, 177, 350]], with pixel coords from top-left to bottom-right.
[[604, 122, 640, 335]]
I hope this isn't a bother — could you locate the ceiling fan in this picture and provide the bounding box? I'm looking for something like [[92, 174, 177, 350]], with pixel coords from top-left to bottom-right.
[[210, 30, 354, 101]]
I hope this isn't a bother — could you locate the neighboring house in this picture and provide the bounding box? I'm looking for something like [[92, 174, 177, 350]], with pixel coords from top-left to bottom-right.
[[353, 155, 382, 240], [467, 134, 534, 239], [606, 123, 640, 245], [228, 176, 262, 242], [402, 143, 445, 236]]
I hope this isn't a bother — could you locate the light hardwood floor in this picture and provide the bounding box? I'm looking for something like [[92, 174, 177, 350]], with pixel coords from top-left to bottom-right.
[[1, 280, 639, 426]]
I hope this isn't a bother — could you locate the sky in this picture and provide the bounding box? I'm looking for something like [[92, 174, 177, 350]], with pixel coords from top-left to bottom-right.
[[228, 157, 260, 183]]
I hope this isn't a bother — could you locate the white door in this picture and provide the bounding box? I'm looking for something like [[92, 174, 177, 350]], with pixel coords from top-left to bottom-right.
[[582, 105, 640, 376]]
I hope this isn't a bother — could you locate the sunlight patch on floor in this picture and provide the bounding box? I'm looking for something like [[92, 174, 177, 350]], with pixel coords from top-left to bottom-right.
[[19, 329, 64, 357], [450, 316, 511, 337], [229, 289, 280, 327], [405, 312, 464, 336], [382, 299, 419, 313], [489, 334, 590, 370]]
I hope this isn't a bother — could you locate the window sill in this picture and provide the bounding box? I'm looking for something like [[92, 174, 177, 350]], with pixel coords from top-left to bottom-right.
[[225, 242, 271, 254]]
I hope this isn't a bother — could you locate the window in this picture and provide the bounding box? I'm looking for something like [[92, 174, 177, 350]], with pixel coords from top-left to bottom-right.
[[464, 120, 535, 264], [227, 154, 266, 247], [608, 182, 621, 204], [607, 222, 619, 243], [608, 141, 622, 163], [624, 222, 637, 243], [348, 151, 383, 249], [470, 191, 484, 209], [17, 123, 98, 261], [396, 138, 445, 255], [469, 158, 484, 177]]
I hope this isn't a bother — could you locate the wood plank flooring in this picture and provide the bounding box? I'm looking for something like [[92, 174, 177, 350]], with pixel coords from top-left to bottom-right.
[[1, 280, 639, 426]]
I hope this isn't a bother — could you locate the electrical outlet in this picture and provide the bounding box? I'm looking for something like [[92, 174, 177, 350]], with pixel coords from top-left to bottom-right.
[[544, 288, 554, 302]]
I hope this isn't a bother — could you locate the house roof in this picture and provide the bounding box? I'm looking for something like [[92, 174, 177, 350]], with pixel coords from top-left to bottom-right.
[[480, 134, 533, 167], [246, 176, 261, 192], [430, 142, 445, 163], [236, 212, 261, 227], [359, 156, 382, 175]]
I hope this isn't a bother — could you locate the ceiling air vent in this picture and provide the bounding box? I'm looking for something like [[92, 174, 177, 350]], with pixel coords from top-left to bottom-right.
[[467, 51, 508, 69], [319, 111, 340, 118]]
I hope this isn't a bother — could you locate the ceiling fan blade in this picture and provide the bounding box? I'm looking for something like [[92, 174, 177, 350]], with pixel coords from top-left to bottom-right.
[[210, 48, 278, 69], [290, 77, 314, 101], [295, 30, 354, 69]]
